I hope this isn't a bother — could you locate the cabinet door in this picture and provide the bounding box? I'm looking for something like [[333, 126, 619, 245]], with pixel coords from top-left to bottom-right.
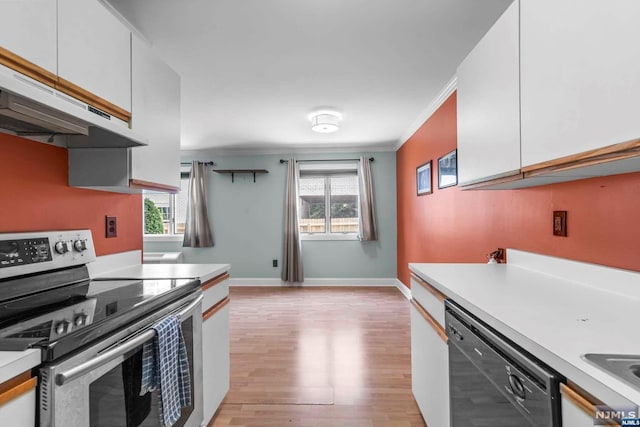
[[457, 0, 520, 185], [58, 0, 131, 113], [560, 384, 596, 427], [202, 304, 230, 425], [0, 0, 57, 75], [0, 375, 37, 427], [130, 36, 181, 190], [521, 0, 640, 167], [410, 303, 449, 427]]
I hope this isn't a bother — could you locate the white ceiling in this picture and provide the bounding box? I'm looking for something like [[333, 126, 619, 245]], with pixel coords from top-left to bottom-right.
[[108, 0, 512, 152]]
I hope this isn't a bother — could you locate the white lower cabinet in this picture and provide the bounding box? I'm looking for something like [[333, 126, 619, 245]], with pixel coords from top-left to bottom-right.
[[201, 274, 230, 425], [0, 374, 36, 427], [561, 394, 593, 427], [560, 383, 613, 427], [411, 302, 450, 427]]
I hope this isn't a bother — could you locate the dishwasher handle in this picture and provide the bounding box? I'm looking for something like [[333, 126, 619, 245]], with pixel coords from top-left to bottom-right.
[[55, 294, 203, 386]]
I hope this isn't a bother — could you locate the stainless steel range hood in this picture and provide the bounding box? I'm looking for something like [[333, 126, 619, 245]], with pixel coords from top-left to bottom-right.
[[0, 65, 147, 147]]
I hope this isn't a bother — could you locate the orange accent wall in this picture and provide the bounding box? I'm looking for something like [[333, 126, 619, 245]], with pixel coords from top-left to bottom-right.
[[0, 133, 142, 256], [397, 92, 640, 287]]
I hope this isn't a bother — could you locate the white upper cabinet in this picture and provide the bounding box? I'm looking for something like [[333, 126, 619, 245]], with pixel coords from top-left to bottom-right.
[[58, 0, 131, 113], [520, 0, 640, 168], [457, 1, 520, 185], [130, 36, 181, 189], [456, 0, 640, 189], [0, 0, 57, 75]]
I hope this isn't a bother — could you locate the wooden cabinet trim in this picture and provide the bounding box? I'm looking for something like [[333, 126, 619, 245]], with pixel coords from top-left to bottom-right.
[[0, 47, 132, 122], [56, 77, 131, 122], [460, 172, 525, 190], [559, 381, 624, 426], [201, 273, 230, 292], [560, 382, 595, 417], [522, 138, 640, 176], [410, 273, 448, 303], [411, 299, 448, 343], [129, 179, 180, 194], [459, 139, 640, 189], [203, 296, 230, 321], [0, 47, 58, 89], [459, 170, 523, 188], [0, 372, 37, 407]]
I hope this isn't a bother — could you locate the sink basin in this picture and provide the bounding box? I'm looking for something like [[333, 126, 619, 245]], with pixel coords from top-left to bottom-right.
[[583, 353, 640, 390]]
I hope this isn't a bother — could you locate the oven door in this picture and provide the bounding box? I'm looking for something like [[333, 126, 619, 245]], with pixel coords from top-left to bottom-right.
[[39, 292, 203, 427]]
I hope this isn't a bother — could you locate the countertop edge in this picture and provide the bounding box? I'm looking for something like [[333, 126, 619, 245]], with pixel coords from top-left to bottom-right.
[[0, 349, 41, 384], [93, 264, 231, 284]]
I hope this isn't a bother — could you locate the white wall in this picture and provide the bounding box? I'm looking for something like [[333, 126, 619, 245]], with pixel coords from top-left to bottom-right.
[[144, 151, 397, 279]]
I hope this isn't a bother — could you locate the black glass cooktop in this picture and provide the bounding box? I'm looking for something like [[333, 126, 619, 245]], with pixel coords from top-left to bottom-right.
[[0, 275, 200, 361]]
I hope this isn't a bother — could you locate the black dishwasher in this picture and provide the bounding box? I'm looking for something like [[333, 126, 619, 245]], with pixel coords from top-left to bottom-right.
[[445, 300, 562, 426]]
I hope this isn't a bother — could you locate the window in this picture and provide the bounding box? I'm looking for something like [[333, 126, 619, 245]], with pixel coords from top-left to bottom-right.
[[143, 175, 189, 236], [298, 164, 359, 239]]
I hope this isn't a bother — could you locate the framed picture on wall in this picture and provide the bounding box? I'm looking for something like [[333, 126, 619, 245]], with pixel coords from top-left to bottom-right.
[[416, 161, 432, 196], [438, 149, 458, 189]]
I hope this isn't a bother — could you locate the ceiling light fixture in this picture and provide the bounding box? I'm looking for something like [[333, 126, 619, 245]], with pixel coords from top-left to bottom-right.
[[310, 112, 340, 133]]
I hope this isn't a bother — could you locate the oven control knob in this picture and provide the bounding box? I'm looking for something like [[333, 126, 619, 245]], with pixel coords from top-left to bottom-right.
[[54, 241, 69, 254], [508, 374, 526, 401], [74, 314, 86, 327], [73, 240, 87, 252], [55, 322, 66, 335]]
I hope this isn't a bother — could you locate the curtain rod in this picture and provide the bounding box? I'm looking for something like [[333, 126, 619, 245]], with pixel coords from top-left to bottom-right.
[[279, 158, 373, 164], [180, 161, 216, 166]]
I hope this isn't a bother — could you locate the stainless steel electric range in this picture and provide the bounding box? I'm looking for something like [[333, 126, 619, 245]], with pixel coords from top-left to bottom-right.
[[0, 230, 203, 427]]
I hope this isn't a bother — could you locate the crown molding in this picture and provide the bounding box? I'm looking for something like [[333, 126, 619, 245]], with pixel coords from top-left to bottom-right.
[[181, 144, 396, 157], [395, 75, 457, 151]]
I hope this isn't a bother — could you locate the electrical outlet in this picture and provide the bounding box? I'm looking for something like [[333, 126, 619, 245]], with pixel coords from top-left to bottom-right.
[[272, 259, 278, 268], [553, 211, 567, 237], [106, 216, 118, 238]]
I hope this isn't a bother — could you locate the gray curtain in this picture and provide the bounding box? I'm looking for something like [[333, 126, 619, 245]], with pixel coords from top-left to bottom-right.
[[358, 156, 378, 241], [281, 158, 303, 283], [182, 161, 214, 247]]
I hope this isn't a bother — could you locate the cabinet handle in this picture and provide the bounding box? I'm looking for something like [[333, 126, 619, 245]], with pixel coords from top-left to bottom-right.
[[0, 372, 37, 407], [410, 273, 447, 303], [560, 382, 597, 418], [411, 299, 448, 343], [203, 296, 230, 321], [201, 272, 230, 292]]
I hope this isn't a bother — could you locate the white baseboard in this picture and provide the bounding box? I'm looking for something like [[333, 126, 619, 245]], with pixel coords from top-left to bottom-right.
[[395, 279, 412, 300], [229, 277, 397, 287]]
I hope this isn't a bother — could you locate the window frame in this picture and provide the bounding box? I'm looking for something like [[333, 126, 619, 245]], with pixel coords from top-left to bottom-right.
[[143, 170, 190, 242], [298, 165, 360, 241]]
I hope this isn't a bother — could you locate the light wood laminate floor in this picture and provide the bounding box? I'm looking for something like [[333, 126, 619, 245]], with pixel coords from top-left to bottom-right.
[[211, 286, 426, 427]]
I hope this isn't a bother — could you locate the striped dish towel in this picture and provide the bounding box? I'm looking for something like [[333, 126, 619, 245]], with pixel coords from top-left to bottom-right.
[[139, 315, 192, 427]]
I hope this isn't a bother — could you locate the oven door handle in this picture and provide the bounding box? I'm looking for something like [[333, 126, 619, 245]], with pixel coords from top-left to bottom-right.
[[55, 294, 203, 386]]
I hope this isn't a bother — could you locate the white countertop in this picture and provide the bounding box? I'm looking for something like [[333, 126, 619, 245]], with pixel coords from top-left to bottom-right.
[[93, 263, 230, 284], [410, 251, 640, 406], [0, 349, 40, 384]]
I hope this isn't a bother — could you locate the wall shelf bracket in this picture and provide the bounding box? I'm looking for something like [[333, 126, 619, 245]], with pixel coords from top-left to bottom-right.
[[212, 169, 269, 183]]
